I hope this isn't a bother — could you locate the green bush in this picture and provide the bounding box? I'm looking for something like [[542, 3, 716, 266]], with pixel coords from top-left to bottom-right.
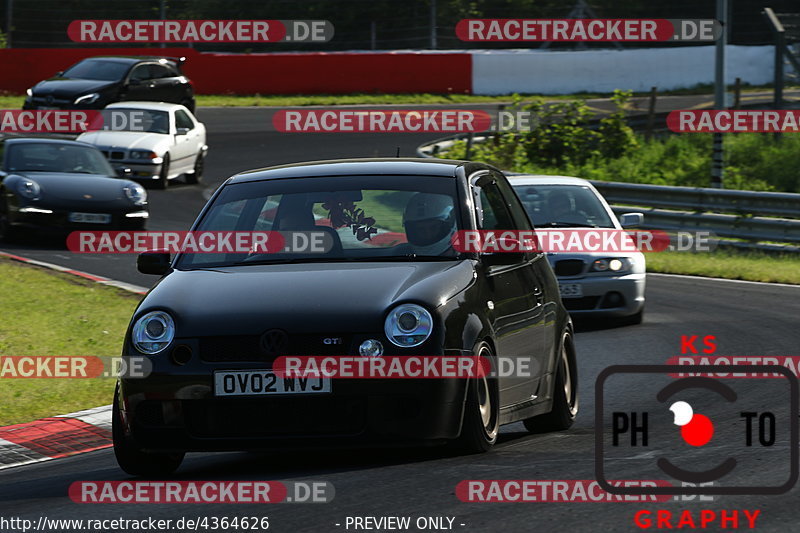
[[441, 98, 800, 193]]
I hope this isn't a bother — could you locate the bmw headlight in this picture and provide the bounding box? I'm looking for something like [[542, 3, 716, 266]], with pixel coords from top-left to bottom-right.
[[132, 311, 175, 354], [591, 257, 633, 273], [17, 179, 41, 200], [384, 304, 433, 347], [123, 183, 147, 206], [129, 150, 159, 160], [74, 93, 100, 105]]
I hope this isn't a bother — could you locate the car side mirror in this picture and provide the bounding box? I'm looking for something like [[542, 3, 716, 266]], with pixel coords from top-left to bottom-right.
[[137, 251, 171, 275], [55, 71, 64, 77], [175, 127, 190, 135], [619, 212, 644, 228], [128, 78, 143, 86]]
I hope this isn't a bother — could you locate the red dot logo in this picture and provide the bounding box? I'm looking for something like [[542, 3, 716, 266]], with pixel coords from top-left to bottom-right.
[[670, 401, 714, 447]]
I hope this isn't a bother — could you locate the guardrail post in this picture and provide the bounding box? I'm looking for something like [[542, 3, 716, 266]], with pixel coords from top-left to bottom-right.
[[645, 86, 657, 140]]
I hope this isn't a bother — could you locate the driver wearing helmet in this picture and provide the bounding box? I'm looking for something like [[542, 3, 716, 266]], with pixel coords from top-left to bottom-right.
[[402, 192, 457, 256]]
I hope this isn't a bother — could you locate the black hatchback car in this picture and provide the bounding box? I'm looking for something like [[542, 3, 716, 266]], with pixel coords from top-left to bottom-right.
[[115, 158, 578, 476], [23, 56, 195, 112]]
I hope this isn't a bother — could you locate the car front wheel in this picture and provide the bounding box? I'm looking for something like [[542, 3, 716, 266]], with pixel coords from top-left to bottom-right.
[[112, 385, 184, 477], [453, 342, 499, 453], [185, 152, 204, 184], [156, 153, 170, 190], [523, 329, 578, 433]]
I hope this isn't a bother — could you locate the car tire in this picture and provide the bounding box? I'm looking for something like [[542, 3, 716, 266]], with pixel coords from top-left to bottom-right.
[[185, 152, 203, 184], [0, 198, 19, 243], [113, 385, 184, 477], [453, 342, 499, 454], [156, 153, 170, 190], [523, 330, 578, 433]]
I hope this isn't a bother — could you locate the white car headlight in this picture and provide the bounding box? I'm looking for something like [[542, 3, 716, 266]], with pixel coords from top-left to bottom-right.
[[123, 183, 147, 206], [129, 150, 159, 160], [384, 304, 433, 347], [74, 93, 100, 105], [17, 179, 41, 200], [26, 88, 33, 97], [591, 257, 633, 273], [132, 311, 175, 354]]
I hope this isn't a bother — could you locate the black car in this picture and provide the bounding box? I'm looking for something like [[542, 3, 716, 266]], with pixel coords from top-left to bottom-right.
[[114, 158, 578, 476], [0, 138, 149, 240], [23, 56, 195, 112]]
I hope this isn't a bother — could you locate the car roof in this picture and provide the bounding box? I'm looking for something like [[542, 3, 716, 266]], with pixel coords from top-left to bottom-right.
[[506, 174, 594, 187], [105, 101, 183, 112], [79, 56, 176, 65], [228, 158, 475, 184], [3, 137, 98, 148]]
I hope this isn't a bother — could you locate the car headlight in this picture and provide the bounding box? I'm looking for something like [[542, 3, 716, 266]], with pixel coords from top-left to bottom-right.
[[384, 303, 433, 347], [123, 183, 147, 206], [17, 179, 41, 200], [129, 150, 159, 160], [74, 93, 100, 105], [26, 88, 33, 97], [132, 311, 175, 354], [591, 257, 633, 273]]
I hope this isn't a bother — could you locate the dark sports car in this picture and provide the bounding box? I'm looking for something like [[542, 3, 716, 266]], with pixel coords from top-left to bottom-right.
[[115, 158, 578, 476], [23, 56, 195, 112], [0, 138, 149, 240]]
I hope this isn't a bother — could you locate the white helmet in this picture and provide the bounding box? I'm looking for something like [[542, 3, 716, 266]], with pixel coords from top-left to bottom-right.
[[403, 193, 457, 254]]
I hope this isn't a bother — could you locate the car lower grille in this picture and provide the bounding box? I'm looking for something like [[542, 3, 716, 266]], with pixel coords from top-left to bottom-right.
[[198, 334, 352, 363], [554, 259, 585, 276], [184, 397, 366, 437], [562, 296, 600, 310], [31, 96, 72, 106]]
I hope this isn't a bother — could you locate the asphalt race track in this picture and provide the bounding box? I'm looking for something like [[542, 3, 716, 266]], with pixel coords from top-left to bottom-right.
[[1, 107, 799, 532]]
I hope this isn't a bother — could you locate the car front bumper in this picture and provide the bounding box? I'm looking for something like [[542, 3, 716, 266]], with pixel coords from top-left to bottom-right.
[[118, 345, 470, 452], [10, 205, 149, 231], [558, 272, 645, 317]]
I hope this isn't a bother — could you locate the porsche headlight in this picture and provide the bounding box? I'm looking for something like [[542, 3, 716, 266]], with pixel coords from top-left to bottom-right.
[[123, 183, 147, 206], [26, 88, 33, 97], [17, 179, 41, 200], [591, 257, 633, 273], [74, 92, 100, 105], [132, 311, 175, 354], [384, 304, 433, 347]]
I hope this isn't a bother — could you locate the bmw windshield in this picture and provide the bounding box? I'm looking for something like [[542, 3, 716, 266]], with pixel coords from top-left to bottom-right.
[[513, 184, 615, 228], [177, 175, 464, 268]]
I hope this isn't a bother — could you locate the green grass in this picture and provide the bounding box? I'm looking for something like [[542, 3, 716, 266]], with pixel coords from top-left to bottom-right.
[[646, 249, 800, 285], [0, 258, 141, 425]]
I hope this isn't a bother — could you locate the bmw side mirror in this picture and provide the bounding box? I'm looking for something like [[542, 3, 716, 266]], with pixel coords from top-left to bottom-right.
[[137, 251, 171, 275], [619, 212, 644, 228]]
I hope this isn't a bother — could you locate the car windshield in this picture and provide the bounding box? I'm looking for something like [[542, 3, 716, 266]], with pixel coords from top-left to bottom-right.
[[107, 109, 170, 134], [62, 59, 131, 81], [513, 184, 615, 228], [177, 175, 463, 268], [5, 143, 115, 175]]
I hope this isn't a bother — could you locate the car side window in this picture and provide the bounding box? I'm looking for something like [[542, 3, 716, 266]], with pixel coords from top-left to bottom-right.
[[494, 173, 534, 231], [478, 182, 515, 231], [149, 64, 173, 79], [129, 64, 150, 82], [175, 110, 195, 131]]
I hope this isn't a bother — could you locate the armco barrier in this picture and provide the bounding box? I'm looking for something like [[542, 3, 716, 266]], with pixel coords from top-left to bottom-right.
[[0, 48, 472, 95]]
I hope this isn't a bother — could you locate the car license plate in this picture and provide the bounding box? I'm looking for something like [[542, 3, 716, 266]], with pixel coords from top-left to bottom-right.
[[68, 212, 111, 224], [214, 370, 331, 396], [559, 283, 583, 298]]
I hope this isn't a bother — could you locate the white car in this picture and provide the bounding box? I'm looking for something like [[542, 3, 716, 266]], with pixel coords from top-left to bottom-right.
[[508, 174, 646, 325], [77, 101, 208, 189]]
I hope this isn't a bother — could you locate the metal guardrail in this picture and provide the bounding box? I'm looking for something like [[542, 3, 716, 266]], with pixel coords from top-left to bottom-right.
[[417, 136, 800, 251]]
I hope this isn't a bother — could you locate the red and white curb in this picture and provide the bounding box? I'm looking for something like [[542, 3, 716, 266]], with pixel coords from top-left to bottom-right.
[[0, 251, 144, 470], [0, 405, 113, 471], [0, 250, 148, 294]]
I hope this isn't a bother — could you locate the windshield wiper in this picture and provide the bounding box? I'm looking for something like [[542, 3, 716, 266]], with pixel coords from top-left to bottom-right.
[[539, 221, 599, 228]]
